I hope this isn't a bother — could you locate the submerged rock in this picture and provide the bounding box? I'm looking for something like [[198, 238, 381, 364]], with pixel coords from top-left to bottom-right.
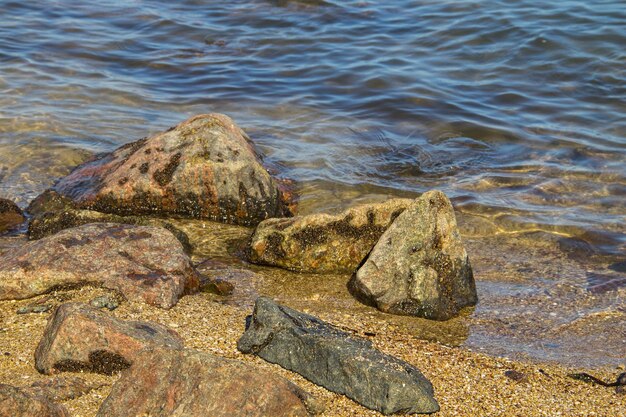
[[0, 198, 25, 233], [35, 303, 184, 375], [42, 114, 293, 226], [238, 297, 439, 415], [0, 384, 69, 417], [0, 223, 200, 308], [349, 190, 477, 321], [97, 347, 318, 417], [248, 199, 412, 273], [16, 304, 52, 315]]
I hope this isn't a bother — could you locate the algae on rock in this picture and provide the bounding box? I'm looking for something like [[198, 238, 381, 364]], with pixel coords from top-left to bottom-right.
[[350, 190, 477, 320]]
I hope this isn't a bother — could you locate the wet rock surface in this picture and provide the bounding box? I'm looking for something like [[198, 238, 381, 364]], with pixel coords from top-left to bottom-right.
[[0, 384, 69, 417], [35, 303, 183, 375], [195, 260, 261, 306], [248, 198, 411, 273], [97, 347, 316, 417], [238, 297, 439, 415], [0, 198, 25, 233], [350, 190, 477, 320], [0, 223, 200, 308], [44, 114, 293, 226]]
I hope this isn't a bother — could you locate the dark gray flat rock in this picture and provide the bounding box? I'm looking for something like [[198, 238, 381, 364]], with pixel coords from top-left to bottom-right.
[[238, 297, 439, 415]]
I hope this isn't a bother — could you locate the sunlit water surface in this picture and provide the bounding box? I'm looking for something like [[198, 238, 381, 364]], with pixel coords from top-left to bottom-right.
[[0, 0, 624, 367]]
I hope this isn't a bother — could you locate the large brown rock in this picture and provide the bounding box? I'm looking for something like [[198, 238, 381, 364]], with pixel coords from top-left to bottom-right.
[[0, 198, 25, 233], [349, 190, 477, 320], [46, 114, 293, 226], [35, 303, 184, 375], [96, 347, 317, 417], [248, 199, 412, 273], [0, 223, 200, 308], [0, 384, 69, 417]]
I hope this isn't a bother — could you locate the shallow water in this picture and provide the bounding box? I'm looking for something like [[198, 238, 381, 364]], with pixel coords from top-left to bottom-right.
[[0, 0, 624, 367]]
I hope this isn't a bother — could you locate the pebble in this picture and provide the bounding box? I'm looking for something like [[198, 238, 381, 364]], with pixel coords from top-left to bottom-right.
[[16, 305, 52, 314], [89, 295, 120, 311], [504, 370, 528, 382]]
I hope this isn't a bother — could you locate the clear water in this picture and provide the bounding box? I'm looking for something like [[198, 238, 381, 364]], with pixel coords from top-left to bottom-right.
[[0, 0, 624, 367]]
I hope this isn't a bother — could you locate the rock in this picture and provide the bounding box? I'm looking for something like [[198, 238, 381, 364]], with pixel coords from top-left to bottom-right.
[[16, 305, 52, 315], [238, 297, 439, 415], [0, 384, 69, 417], [89, 294, 120, 310], [27, 190, 193, 255], [0, 198, 25, 233], [248, 199, 412, 273], [96, 347, 318, 417], [24, 376, 105, 402], [349, 190, 477, 320], [0, 223, 200, 308], [504, 370, 527, 382], [195, 260, 261, 306], [200, 278, 235, 296], [35, 303, 184, 375], [44, 114, 293, 226]]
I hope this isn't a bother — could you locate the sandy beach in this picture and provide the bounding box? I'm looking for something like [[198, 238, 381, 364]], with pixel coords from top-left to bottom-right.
[[0, 217, 623, 416], [1, 285, 624, 416]]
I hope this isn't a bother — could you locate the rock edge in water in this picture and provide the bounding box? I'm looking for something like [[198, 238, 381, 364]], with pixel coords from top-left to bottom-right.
[[238, 297, 440, 415], [0, 197, 25, 233], [248, 198, 412, 273], [350, 190, 477, 320]]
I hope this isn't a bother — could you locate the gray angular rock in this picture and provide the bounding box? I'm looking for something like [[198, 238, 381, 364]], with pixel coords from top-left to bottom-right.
[[248, 199, 412, 273], [350, 190, 477, 320], [35, 303, 184, 375], [238, 297, 439, 415], [0, 223, 200, 308], [96, 347, 318, 417], [0, 384, 69, 417], [45, 113, 294, 226]]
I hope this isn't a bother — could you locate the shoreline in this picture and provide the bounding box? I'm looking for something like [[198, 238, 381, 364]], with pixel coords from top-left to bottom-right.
[[1, 284, 624, 416]]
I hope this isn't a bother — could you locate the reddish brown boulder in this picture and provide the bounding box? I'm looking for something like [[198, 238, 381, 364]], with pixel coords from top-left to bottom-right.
[[0, 384, 69, 417], [0, 198, 25, 233], [96, 347, 318, 417], [48, 113, 293, 226], [35, 303, 184, 375], [248, 199, 412, 273], [0, 223, 200, 308]]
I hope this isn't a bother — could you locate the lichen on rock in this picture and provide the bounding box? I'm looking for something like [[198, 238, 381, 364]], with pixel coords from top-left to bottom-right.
[[349, 190, 477, 320], [33, 114, 294, 228], [248, 198, 412, 273]]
